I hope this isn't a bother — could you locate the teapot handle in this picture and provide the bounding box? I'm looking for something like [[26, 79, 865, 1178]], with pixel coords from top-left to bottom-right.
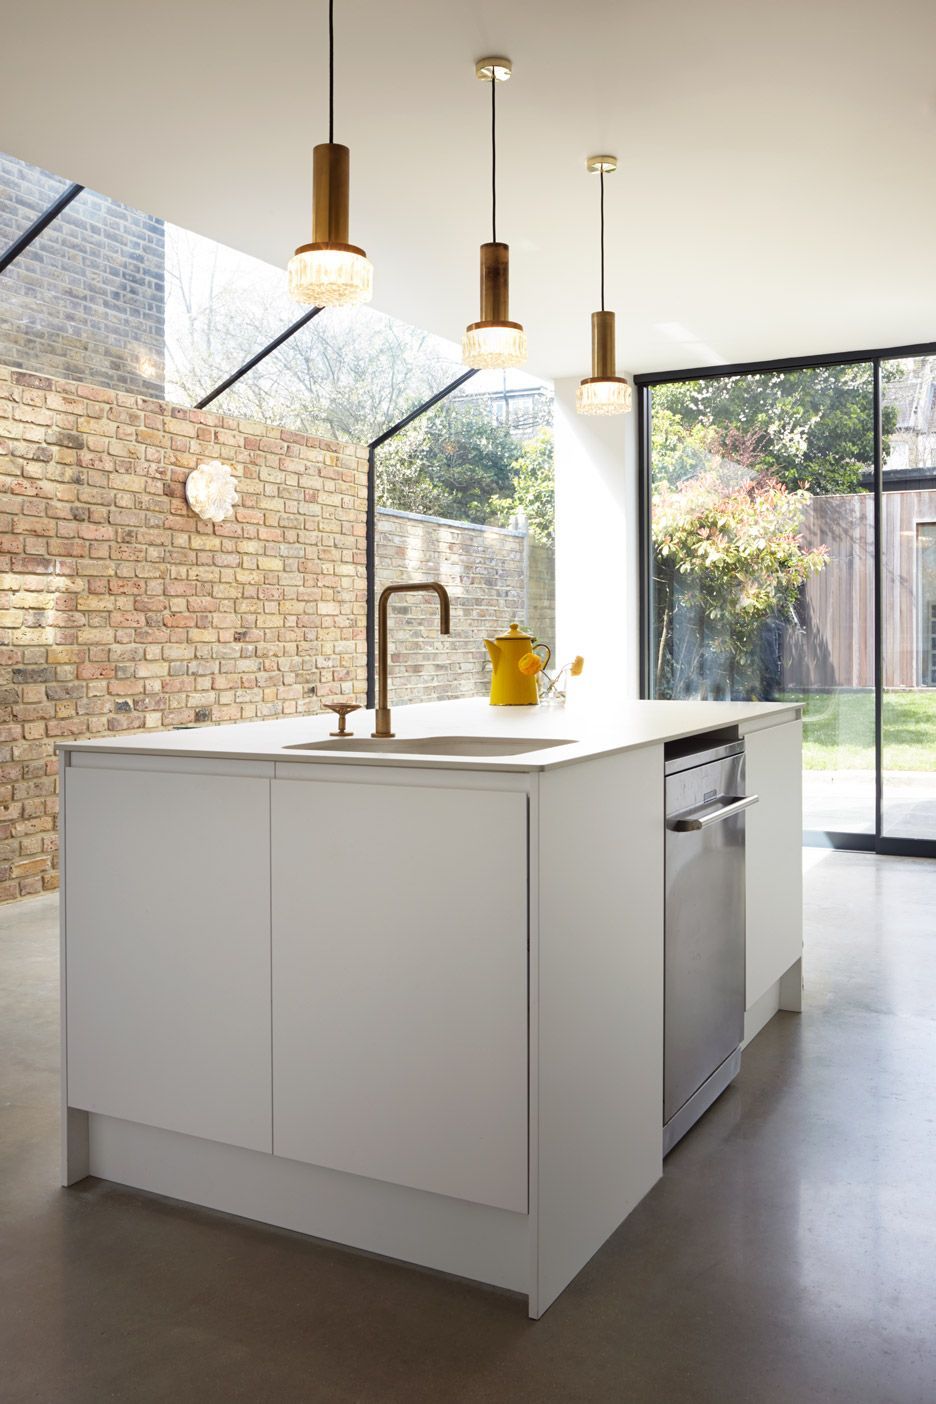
[[533, 643, 551, 670]]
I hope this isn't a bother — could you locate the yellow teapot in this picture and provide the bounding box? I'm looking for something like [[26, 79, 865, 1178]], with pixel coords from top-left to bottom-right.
[[483, 623, 551, 706]]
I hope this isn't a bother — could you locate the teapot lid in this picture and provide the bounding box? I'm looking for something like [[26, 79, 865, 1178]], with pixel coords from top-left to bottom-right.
[[495, 621, 534, 642]]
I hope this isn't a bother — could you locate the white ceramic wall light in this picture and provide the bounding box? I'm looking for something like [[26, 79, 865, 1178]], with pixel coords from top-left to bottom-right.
[[185, 460, 238, 524]]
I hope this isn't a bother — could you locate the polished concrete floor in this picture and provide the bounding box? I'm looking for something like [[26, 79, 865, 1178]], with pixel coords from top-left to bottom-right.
[[2, 852, 935, 1402]]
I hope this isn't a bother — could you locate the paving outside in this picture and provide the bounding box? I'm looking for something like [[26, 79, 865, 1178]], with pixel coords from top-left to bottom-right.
[[804, 770, 936, 839]]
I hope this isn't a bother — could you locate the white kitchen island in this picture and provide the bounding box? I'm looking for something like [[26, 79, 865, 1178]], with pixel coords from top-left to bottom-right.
[[58, 696, 803, 1318]]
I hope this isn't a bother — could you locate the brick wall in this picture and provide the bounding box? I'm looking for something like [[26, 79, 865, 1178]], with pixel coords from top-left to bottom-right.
[[0, 364, 368, 903], [0, 154, 165, 397], [375, 508, 555, 704]]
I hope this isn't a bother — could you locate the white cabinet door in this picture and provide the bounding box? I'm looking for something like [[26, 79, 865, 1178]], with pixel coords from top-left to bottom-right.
[[65, 766, 272, 1153], [744, 720, 803, 1008], [271, 778, 529, 1213]]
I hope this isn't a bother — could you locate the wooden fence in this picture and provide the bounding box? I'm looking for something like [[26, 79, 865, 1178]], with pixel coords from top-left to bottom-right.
[[782, 488, 936, 690]]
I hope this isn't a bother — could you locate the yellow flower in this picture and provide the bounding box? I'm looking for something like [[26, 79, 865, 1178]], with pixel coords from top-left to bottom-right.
[[570, 655, 585, 676], [518, 652, 544, 677]]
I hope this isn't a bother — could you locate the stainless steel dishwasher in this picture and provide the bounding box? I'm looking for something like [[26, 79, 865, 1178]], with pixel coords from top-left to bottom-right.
[[664, 737, 758, 1155]]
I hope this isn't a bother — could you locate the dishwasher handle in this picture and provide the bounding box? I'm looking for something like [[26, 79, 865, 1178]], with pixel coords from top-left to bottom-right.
[[668, 793, 759, 832]]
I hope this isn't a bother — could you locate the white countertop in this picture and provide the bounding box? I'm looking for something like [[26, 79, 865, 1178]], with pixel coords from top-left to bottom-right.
[[57, 696, 801, 773]]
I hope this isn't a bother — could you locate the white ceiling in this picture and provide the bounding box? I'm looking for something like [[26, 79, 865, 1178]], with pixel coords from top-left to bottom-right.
[[4, 0, 936, 379]]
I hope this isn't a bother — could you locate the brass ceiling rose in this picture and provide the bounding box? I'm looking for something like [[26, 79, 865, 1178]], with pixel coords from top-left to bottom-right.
[[475, 57, 512, 83]]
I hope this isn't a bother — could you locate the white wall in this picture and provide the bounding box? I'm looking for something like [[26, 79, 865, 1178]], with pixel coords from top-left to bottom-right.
[[554, 376, 639, 701]]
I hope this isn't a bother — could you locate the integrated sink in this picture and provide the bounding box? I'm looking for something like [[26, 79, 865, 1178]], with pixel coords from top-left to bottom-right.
[[285, 735, 576, 758]]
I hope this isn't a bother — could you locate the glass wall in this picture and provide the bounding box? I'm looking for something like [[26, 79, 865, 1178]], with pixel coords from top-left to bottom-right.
[[163, 222, 297, 405], [0, 150, 495, 448], [881, 355, 936, 841], [647, 365, 876, 836], [165, 223, 466, 441], [374, 368, 555, 705]]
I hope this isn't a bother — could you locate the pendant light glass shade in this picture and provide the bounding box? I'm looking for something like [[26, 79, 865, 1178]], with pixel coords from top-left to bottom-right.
[[288, 243, 373, 307], [463, 60, 526, 370], [577, 158, 631, 416], [289, 5, 372, 308], [576, 377, 633, 415], [463, 322, 527, 369]]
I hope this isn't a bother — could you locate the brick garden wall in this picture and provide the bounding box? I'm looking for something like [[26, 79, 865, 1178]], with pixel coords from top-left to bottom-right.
[[0, 365, 368, 903], [0, 154, 165, 397], [375, 508, 555, 704]]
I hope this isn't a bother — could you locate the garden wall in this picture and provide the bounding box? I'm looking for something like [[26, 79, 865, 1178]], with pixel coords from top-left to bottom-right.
[[0, 365, 368, 902], [0, 154, 165, 398], [375, 508, 555, 705]]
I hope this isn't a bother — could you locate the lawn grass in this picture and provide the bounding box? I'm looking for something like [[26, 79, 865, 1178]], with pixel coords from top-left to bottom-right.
[[778, 690, 936, 771]]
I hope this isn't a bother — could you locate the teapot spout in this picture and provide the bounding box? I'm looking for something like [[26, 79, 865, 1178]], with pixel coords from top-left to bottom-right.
[[483, 638, 500, 672]]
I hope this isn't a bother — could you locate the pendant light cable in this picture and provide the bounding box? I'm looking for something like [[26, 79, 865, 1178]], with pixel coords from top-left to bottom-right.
[[599, 167, 606, 312], [328, 0, 335, 142], [491, 72, 497, 244]]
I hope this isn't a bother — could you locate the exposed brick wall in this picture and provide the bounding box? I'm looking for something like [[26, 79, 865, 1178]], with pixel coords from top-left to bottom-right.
[[375, 508, 555, 705], [0, 364, 368, 903], [0, 154, 165, 397]]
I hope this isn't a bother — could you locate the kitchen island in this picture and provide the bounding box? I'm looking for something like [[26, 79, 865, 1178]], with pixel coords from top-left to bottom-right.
[[58, 696, 803, 1318]]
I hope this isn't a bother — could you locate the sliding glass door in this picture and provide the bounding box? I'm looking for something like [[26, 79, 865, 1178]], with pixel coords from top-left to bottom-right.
[[640, 348, 936, 858]]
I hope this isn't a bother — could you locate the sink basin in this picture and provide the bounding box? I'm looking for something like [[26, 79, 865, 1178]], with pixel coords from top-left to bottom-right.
[[285, 735, 576, 758]]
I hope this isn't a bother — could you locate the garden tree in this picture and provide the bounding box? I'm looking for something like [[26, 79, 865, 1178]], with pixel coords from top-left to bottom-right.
[[652, 449, 827, 698], [374, 395, 519, 523], [647, 372, 885, 698], [491, 429, 555, 544], [652, 363, 896, 495], [647, 405, 713, 486]]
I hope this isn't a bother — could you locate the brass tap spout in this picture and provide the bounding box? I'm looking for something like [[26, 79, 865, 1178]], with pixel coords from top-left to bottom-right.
[[374, 582, 451, 738]]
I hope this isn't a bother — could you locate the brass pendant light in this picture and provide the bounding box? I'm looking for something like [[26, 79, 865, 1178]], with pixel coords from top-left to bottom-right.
[[462, 57, 527, 370], [577, 156, 631, 415], [288, 0, 373, 308]]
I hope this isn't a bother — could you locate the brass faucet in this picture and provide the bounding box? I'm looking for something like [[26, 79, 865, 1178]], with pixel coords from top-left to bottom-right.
[[374, 582, 451, 737]]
